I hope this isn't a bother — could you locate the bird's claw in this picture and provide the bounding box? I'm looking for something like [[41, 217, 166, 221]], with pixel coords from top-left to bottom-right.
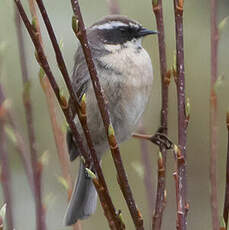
[[150, 132, 173, 150]]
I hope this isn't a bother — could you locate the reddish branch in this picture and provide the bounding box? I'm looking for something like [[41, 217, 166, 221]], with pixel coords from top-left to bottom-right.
[[40, 78, 73, 200], [0, 86, 14, 230], [137, 124, 154, 214], [210, 0, 220, 229], [173, 0, 188, 229], [70, 1, 144, 229], [14, 1, 123, 228], [152, 0, 169, 229], [7, 113, 34, 189], [34, 0, 123, 228], [173, 146, 188, 230], [223, 113, 229, 227], [14, 8, 46, 230], [26, 2, 77, 227]]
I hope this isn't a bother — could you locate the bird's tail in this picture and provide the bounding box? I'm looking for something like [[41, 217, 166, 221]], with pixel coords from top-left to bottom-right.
[[64, 160, 98, 225]]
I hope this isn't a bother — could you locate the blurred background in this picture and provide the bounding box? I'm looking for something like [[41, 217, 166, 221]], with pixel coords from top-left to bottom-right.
[[0, 0, 229, 229]]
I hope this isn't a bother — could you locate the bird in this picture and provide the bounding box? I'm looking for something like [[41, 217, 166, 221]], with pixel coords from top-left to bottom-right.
[[64, 15, 157, 226]]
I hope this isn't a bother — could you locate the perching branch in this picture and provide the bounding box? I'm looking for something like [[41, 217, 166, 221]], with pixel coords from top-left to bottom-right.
[[210, 0, 220, 228], [34, 0, 124, 228], [14, 1, 123, 229], [152, 0, 170, 228], [70, 1, 144, 229], [0, 86, 14, 230], [14, 7, 46, 230], [173, 0, 188, 229]]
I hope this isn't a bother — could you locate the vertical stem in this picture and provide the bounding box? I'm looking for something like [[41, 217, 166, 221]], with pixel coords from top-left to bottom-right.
[[223, 112, 229, 228], [40, 77, 73, 200], [173, 1, 188, 229], [70, 1, 144, 229], [14, 1, 123, 228], [138, 125, 154, 214], [0, 86, 14, 230], [34, 0, 122, 227], [152, 1, 169, 229], [210, 0, 219, 229], [15, 7, 46, 230]]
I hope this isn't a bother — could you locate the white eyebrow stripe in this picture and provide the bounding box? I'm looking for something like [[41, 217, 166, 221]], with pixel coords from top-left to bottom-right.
[[92, 21, 128, 30]]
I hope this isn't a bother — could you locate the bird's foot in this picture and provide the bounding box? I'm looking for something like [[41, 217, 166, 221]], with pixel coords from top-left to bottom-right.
[[132, 126, 173, 150]]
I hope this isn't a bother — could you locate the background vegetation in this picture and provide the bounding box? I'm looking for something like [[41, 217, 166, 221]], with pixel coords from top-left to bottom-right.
[[0, 0, 229, 229]]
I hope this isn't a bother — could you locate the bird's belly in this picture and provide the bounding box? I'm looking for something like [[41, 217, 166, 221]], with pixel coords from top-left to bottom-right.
[[80, 47, 153, 155]]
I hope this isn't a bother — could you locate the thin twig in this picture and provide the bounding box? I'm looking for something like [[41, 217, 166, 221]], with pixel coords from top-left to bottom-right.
[[107, 0, 120, 14], [14, 7, 45, 230], [34, 1, 123, 228], [70, 1, 144, 229], [152, 1, 169, 228], [173, 145, 188, 230], [210, 0, 220, 228], [173, 0, 188, 229], [7, 113, 34, 189], [0, 86, 14, 230], [14, 1, 123, 228], [25, 2, 77, 228], [40, 77, 73, 200], [137, 123, 154, 215], [223, 112, 229, 228]]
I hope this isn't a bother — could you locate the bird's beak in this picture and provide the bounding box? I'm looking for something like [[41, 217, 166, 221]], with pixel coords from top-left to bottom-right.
[[139, 27, 158, 37]]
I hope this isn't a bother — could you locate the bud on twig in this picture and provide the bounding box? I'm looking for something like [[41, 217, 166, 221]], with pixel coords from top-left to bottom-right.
[[80, 93, 86, 117], [72, 15, 79, 36], [108, 124, 117, 149], [59, 89, 68, 109], [185, 97, 191, 120], [85, 168, 97, 179]]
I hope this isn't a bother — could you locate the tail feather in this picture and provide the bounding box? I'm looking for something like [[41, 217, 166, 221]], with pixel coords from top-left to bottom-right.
[[64, 161, 98, 225]]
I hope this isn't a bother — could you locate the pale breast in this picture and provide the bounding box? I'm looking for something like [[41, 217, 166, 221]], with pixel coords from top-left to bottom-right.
[[77, 41, 153, 156]]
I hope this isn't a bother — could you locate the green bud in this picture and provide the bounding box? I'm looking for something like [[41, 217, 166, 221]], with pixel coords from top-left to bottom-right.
[[108, 124, 115, 137], [218, 16, 229, 36], [39, 67, 45, 79], [85, 168, 96, 179], [185, 97, 191, 118], [57, 176, 69, 191], [72, 16, 79, 34]]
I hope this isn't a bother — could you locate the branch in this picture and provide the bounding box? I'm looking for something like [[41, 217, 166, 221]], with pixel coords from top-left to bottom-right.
[[28, 0, 75, 204], [137, 123, 154, 215], [0, 86, 14, 230], [152, 0, 170, 228], [40, 77, 73, 200], [173, 145, 188, 230], [173, 0, 188, 229], [7, 112, 34, 189], [25, 3, 77, 228], [14, 1, 123, 228], [70, 1, 144, 229], [223, 112, 229, 228], [14, 7, 46, 230], [210, 0, 220, 228], [34, 0, 124, 228]]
